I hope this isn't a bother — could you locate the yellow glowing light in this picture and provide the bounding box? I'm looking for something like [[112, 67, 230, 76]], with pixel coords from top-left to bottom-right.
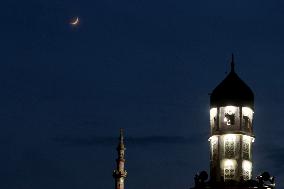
[[224, 159, 235, 167], [243, 135, 255, 143], [242, 107, 253, 117], [243, 135, 250, 141], [222, 159, 237, 170], [224, 117, 228, 123], [208, 135, 218, 142], [242, 160, 252, 171], [225, 106, 236, 114], [224, 134, 236, 142], [210, 108, 217, 117], [222, 159, 237, 181]]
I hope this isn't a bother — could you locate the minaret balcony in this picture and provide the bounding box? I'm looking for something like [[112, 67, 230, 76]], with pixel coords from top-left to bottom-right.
[[113, 170, 127, 178]]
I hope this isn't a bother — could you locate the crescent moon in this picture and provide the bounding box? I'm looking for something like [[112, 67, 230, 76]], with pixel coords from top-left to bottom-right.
[[70, 17, 79, 25]]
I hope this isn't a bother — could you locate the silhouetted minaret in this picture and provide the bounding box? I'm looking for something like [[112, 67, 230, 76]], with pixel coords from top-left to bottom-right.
[[113, 129, 127, 189], [231, 53, 235, 72]]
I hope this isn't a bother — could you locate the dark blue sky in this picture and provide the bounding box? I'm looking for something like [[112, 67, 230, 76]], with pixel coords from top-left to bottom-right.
[[1, 0, 284, 189]]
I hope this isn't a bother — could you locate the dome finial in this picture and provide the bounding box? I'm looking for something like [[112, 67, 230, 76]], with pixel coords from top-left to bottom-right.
[[231, 53, 235, 72]]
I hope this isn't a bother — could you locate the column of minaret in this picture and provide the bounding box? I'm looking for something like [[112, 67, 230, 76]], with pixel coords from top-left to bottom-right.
[[209, 106, 255, 182], [209, 56, 255, 182], [113, 129, 127, 189]]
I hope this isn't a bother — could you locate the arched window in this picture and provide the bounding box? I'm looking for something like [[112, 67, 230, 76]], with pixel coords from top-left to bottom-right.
[[242, 160, 252, 180], [224, 135, 236, 158], [224, 160, 235, 181]]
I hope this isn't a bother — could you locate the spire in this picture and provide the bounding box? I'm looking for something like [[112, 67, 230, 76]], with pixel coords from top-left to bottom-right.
[[113, 129, 127, 189], [118, 128, 125, 151], [119, 128, 124, 144], [231, 53, 235, 72]]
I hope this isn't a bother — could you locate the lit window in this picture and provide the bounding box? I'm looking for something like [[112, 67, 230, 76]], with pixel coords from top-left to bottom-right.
[[224, 159, 235, 181], [210, 108, 217, 129], [224, 106, 236, 125], [210, 108, 217, 118], [209, 136, 218, 160], [242, 160, 252, 180], [243, 115, 250, 128], [224, 113, 235, 125], [224, 135, 236, 158], [243, 143, 249, 159], [242, 136, 251, 160], [225, 106, 236, 114], [242, 107, 253, 117], [242, 107, 253, 130]]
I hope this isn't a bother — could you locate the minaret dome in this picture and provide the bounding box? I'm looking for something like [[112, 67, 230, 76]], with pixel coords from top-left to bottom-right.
[[210, 55, 254, 109]]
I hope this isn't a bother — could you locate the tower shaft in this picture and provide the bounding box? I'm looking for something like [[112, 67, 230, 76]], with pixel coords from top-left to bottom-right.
[[209, 57, 255, 183], [191, 55, 275, 189], [113, 129, 127, 189], [209, 106, 254, 182]]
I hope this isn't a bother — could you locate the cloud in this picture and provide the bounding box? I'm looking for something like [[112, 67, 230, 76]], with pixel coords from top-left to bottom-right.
[[263, 149, 284, 189], [263, 146, 284, 174], [52, 134, 202, 147], [53, 136, 116, 146]]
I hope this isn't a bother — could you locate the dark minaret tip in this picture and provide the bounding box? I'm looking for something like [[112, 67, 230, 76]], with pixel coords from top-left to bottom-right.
[[113, 128, 127, 189], [231, 53, 235, 72], [119, 128, 124, 143], [117, 128, 125, 150]]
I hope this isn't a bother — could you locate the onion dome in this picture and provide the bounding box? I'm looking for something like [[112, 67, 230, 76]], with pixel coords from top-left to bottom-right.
[[210, 55, 254, 109]]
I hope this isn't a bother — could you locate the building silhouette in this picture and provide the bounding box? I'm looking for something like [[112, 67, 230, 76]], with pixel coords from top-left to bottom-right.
[[113, 129, 127, 189]]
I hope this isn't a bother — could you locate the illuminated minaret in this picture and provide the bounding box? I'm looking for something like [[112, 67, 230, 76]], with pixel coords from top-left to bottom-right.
[[113, 129, 127, 189], [209, 55, 255, 183]]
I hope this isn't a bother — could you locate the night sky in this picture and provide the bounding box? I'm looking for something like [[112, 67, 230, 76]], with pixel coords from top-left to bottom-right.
[[1, 0, 284, 189]]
